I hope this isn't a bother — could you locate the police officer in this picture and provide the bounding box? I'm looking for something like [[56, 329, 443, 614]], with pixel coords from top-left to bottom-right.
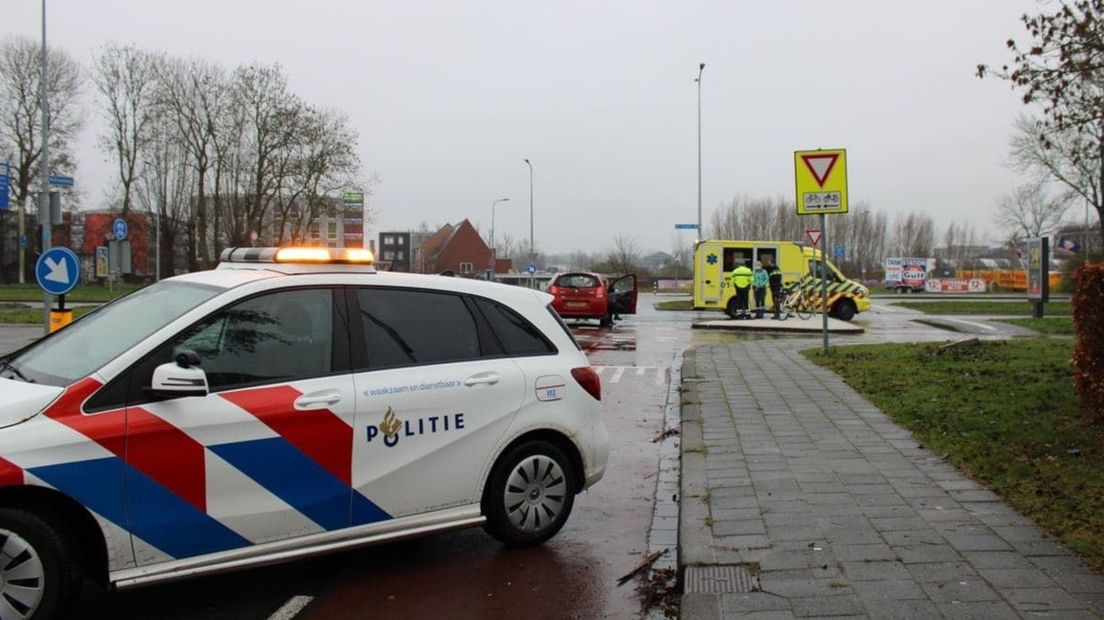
[[764, 258, 784, 319], [730, 261, 753, 319]]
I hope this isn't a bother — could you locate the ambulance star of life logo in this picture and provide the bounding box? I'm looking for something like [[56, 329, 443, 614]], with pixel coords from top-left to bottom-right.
[[707, 253, 718, 265], [380, 407, 402, 440]]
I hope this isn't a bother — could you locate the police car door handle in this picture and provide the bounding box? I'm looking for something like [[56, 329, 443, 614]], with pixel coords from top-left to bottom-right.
[[294, 391, 342, 409], [463, 373, 500, 387]]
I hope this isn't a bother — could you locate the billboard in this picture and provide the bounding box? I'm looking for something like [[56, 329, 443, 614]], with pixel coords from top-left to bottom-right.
[[1026, 237, 1049, 302]]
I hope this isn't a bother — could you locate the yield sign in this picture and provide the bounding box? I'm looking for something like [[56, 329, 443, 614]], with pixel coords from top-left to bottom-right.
[[805, 228, 822, 247], [801, 153, 839, 188]]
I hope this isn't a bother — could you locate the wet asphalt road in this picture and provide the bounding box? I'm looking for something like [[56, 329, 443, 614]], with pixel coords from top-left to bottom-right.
[[0, 295, 1028, 619]]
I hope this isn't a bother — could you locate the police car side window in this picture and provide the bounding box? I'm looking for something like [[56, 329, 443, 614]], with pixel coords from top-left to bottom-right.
[[355, 288, 480, 369], [473, 298, 556, 357], [175, 288, 335, 391]]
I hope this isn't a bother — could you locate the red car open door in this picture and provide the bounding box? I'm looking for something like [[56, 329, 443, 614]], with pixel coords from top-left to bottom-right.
[[608, 275, 638, 316]]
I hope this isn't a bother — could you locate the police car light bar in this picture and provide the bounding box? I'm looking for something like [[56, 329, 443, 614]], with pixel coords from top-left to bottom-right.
[[219, 247, 375, 265]]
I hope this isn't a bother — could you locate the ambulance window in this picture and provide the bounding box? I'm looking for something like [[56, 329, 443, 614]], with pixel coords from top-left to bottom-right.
[[723, 248, 752, 271], [355, 288, 481, 369], [810, 260, 840, 282], [757, 248, 777, 267], [474, 298, 556, 357]]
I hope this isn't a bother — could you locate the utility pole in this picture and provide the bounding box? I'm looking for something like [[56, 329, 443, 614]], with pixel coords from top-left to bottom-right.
[[39, 0, 52, 334]]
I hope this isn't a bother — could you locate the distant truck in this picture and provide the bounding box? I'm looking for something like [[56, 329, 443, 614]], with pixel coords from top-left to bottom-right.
[[884, 257, 935, 292]]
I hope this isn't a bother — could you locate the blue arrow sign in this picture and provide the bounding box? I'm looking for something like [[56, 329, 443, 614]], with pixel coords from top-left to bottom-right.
[[834, 245, 845, 259], [527, 262, 537, 274], [48, 175, 74, 188], [674, 223, 700, 230], [36, 247, 80, 296], [0, 162, 10, 210], [113, 218, 128, 241]]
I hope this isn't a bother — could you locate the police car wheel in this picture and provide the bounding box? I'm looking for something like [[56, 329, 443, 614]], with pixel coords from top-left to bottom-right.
[[482, 441, 576, 547], [0, 509, 81, 620]]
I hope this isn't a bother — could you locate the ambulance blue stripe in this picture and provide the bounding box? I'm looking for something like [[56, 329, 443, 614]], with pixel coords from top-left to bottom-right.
[[210, 438, 382, 531], [29, 457, 251, 559]]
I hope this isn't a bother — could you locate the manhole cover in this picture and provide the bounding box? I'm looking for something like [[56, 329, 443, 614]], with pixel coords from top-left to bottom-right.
[[683, 564, 760, 594]]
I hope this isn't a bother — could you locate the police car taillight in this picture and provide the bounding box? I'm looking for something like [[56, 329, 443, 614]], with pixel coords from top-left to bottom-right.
[[571, 367, 601, 401]]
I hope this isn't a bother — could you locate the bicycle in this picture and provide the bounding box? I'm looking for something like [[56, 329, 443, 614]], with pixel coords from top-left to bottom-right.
[[778, 286, 818, 320]]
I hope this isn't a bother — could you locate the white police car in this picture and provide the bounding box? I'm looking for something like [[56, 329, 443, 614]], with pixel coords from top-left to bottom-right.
[[0, 247, 608, 617]]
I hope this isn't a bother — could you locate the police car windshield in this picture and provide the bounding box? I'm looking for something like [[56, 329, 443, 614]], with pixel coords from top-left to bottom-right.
[[1, 281, 222, 387]]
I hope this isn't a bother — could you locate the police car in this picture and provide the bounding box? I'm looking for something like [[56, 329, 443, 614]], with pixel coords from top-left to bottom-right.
[[0, 247, 608, 617]]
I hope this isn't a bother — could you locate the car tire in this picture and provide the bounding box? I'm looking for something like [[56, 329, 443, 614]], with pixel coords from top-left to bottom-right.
[[0, 508, 82, 619], [833, 299, 857, 322], [482, 440, 577, 548]]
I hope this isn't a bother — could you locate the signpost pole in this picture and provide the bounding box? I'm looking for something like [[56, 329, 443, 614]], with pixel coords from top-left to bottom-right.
[[821, 213, 829, 353], [39, 0, 52, 335]]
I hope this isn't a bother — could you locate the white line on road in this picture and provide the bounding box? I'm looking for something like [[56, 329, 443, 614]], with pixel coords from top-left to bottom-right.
[[268, 595, 314, 620], [610, 366, 626, 383]]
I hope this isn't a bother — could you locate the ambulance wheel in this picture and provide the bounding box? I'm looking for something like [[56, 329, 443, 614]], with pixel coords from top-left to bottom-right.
[[725, 299, 739, 319], [0, 508, 82, 619], [833, 300, 857, 322], [482, 441, 576, 547]]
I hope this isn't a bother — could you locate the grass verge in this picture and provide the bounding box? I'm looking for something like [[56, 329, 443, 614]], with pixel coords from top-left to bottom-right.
[[0, 306, 98, 324], [895, 301, 1071, 315], [803, 338, 1104, 571], [655, 299, 693, 311], [996, 317, 1076, 335], [0, 283, 143, 303]]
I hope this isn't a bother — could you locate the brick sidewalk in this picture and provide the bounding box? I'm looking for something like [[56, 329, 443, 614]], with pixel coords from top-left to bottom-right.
[[679, 340, 1104, 619]]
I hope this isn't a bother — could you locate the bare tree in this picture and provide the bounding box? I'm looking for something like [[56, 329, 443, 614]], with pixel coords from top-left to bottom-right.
[[890, 212, 936, 257], [0, 36, 82, 281], [94, 43, 163, 216], [995, 182, 1070, 243], [135, 111, 194, 277], [158, 57, 226, 265], [606, 234, 640, 275]]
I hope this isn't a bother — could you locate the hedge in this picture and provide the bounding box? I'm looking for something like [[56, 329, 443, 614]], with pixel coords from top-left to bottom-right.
[[1072, 262, 1104, 423]]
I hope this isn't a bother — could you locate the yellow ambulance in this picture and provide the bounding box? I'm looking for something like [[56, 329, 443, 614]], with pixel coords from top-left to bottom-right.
[[692, 240, 870, 321]]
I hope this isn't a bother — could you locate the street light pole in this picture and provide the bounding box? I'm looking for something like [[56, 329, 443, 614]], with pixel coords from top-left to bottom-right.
[[696, 62, 705, 241], [524, 158, 534, 289], [491, 197, 509, 278], [39, 0, 51, 334]]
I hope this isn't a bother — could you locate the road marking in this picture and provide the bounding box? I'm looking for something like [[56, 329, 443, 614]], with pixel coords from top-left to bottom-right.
[[944, 318, 998, 332], [592, 366, 666, 385], [610, 366, 626, 383], [268, 595, 314, 620]]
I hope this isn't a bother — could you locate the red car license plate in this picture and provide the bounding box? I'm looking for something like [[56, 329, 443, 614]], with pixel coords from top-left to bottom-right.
[[566, 301, 588, 309]]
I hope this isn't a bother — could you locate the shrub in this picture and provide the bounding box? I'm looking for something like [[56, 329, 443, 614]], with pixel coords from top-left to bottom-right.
[[1072, 261, 1104, 423]]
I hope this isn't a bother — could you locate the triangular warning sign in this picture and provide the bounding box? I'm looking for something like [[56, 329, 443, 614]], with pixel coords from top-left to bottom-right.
[[805, 228, 822, 246], [802, 153, 839, 188]]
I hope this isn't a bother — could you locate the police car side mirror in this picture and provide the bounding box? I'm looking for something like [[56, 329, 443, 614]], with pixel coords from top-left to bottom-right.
[[151, 361, 209, 398]]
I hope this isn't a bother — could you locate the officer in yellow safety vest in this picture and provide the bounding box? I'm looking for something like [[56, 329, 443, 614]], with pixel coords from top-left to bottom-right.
[[730, 262, 753, 319]]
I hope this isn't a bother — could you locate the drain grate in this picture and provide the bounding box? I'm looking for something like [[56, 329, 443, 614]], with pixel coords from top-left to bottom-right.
[[683, 564, 760, 594]]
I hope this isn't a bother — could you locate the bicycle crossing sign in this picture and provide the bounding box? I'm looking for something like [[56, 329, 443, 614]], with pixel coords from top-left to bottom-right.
[[794, 148, 848, 215]]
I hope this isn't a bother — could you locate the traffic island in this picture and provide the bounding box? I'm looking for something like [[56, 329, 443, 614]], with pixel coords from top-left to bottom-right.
[[691, 316, 864, 334]]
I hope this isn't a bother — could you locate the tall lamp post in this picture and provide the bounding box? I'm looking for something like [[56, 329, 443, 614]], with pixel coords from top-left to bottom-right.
[[490, 197, 509, 278], [524, 158, 534, 289], [39, 0, 52, 333], [695, 62, 705, 241]]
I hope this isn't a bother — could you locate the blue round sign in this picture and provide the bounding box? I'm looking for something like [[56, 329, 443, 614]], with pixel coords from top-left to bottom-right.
[[113, 217, 128, 241], [527, 262, 537, 274], [35, 247, 80, 296]]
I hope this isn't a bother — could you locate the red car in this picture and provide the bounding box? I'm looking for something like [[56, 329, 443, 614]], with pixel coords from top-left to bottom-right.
[[548, 272, 638, 327]]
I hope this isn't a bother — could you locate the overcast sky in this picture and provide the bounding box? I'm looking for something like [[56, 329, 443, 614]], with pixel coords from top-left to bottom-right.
[[4, 0, 1043, 255]]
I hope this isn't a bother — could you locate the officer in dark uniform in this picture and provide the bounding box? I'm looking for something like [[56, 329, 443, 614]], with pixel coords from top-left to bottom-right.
[[765, 258, 784, 319]]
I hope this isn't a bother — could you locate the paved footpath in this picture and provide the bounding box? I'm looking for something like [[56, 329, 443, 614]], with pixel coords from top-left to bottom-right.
[[679, 340, 1104, 619]]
